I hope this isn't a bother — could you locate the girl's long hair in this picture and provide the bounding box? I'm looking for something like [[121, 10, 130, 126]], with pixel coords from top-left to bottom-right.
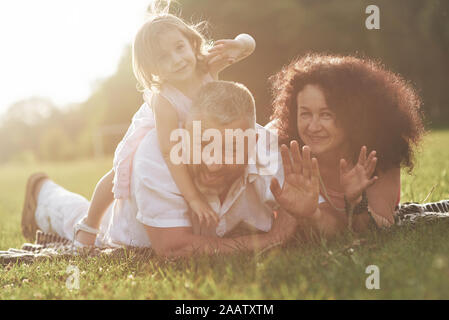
[[132, 0, 211, 91]]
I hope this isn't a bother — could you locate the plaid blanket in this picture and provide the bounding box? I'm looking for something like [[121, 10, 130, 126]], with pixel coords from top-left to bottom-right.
[[0, 230, 153, 266], [1, 200, 448, 266], [394, 200, 449, 225]]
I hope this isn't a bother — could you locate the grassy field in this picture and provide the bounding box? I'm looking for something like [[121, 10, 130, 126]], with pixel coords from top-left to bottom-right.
[[1, 130, 449, 299]]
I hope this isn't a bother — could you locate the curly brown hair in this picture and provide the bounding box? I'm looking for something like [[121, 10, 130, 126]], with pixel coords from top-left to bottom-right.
[[270, 53, 425, 172]]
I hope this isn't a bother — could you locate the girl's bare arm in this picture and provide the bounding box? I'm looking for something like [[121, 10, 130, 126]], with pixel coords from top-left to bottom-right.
[[153, 95, 199, 202], [153, 95, 218, 227]]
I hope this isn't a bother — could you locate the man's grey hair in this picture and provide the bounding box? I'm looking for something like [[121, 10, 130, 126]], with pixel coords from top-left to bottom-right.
[[190, 81, 256, 127]]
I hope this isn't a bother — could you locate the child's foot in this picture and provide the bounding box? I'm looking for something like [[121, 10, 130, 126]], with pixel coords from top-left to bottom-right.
[[74, 230, 97, 247], [21, 172, 48, 241]]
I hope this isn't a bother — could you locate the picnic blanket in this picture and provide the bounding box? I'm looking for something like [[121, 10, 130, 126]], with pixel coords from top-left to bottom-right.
[[1, 200, 448, 266], [0, 230, 154, 266]]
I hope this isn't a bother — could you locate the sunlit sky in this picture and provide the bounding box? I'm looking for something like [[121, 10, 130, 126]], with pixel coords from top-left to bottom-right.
[[0, 0, 150, 117]]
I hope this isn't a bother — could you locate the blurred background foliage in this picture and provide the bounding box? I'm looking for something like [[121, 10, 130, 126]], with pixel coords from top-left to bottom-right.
[[0, 0, 448, 164]]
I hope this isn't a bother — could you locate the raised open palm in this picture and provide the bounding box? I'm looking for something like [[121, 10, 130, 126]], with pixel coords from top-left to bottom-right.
[[340, 146, 378, 204], [270, 141, 320, 218]]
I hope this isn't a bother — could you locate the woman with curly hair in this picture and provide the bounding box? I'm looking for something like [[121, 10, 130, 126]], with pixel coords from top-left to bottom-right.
[[268, 53, 426, 236]]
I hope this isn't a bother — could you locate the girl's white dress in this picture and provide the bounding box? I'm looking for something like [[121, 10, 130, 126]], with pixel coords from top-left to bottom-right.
[[112, 74, 213, 199]]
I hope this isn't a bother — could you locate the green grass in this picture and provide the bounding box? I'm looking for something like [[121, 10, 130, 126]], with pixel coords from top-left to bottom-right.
[[1, 130, 449, 299]]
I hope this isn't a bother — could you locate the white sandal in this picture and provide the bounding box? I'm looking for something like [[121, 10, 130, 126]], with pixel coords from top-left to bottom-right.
[[73, 217, 100, 249]]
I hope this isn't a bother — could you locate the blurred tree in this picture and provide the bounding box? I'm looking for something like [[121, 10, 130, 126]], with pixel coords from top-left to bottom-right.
[[3, 97, 56, 126], [39, 126, 74, 161], [76, 46, 141, 156], [0, 97, 57, 162]]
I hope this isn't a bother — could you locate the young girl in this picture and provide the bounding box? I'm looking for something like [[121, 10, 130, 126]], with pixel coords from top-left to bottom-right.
[[73, 8, 256, 246]]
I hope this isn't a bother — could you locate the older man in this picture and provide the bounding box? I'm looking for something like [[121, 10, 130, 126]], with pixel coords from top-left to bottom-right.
[[22, 81, 297, 257]]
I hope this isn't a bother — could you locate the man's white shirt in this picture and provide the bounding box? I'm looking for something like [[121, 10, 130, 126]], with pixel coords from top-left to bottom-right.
[[101, 125, 284, 247]]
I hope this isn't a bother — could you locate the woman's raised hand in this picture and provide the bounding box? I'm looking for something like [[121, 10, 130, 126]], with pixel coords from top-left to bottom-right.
[[340, 146, 378, 204], [270, 141, 320, 218]]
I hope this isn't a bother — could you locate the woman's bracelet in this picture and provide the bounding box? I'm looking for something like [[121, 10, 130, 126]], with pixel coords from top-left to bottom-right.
[[344, 191, 369, 230], [344, 191, 369, 215]]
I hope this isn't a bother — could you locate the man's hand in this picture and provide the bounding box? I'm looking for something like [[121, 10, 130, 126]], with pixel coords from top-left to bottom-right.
[[340, 146, 378, 205], [270, 141, 320, 218], [144, 210, 297, 258]]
